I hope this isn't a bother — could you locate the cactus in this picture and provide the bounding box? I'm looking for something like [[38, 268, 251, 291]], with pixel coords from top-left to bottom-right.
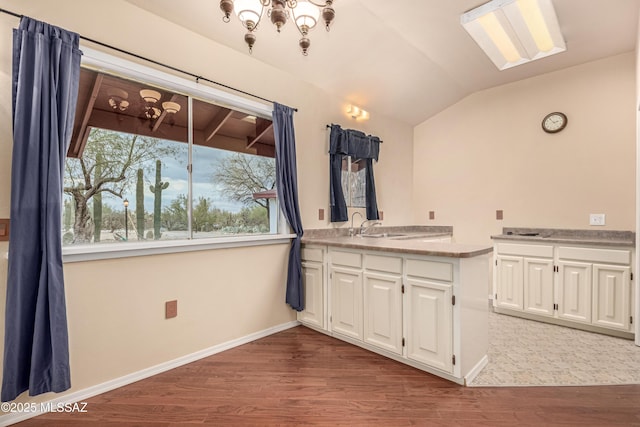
[[149, 160, 169, 240], [136, 168, 145, 240], [93, 153, 103, 242]]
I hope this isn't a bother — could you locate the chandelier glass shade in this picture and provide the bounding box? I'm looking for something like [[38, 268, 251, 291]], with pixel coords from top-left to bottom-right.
[[219, 0, 335, 56]]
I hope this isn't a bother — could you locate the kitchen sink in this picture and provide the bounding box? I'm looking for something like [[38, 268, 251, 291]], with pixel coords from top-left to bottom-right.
[[359, 232, 407, 238]]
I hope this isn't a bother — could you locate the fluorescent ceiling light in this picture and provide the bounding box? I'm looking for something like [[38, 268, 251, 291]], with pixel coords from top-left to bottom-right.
[[461, 0, 566, 70]]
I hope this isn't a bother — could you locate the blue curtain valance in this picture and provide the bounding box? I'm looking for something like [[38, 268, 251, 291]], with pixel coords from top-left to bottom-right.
[[328, 124, 381, 161]]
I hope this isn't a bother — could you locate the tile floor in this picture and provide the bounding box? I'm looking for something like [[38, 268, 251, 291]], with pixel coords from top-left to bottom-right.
[[470, 312, 640, 386]]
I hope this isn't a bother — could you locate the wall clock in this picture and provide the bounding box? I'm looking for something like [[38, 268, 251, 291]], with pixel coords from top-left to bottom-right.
[[542, 112, 567, 133]]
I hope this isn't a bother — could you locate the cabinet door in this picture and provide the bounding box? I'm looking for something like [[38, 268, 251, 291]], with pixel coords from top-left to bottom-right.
[[363, 271, 403, 355], [298, 261, 324, 329], [523, 258, 554, 317], [330, 267, 363, 340], [557, 261, 592, 324], [406, 277, 453, 373], [592, 264, 630, 331], [496, 256, 524, 310]]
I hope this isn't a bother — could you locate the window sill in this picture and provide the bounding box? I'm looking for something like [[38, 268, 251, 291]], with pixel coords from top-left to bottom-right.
[[62, 233, 297, 263]]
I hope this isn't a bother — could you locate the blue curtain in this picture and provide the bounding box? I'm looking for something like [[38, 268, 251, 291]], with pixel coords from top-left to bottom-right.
[[2, 17, 82, 402], [329, 125, 380, 221], [273, 103, 304, 311]]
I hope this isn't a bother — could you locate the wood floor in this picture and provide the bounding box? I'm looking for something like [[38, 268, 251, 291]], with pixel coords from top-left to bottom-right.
[[17, 326, 640, 426]]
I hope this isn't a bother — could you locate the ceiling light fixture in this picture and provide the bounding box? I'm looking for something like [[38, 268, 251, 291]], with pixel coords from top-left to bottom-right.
[[107, 88, 130, 112], [348, 105, 369, 120], [461, 0, 565, 70], [161, 101, 181, 115], [219, 0, 336, 56], [139, 89, 181, 120]]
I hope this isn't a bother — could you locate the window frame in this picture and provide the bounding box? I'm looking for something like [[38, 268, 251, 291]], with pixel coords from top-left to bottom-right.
[[62, 46, 294, 263]]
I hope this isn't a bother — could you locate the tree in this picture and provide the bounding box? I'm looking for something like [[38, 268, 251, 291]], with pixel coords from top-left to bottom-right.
[[64, 128, 177, 243], [162, 194, 188, 231], [212, 153, 276, 215], [193, 196, 213, 232]]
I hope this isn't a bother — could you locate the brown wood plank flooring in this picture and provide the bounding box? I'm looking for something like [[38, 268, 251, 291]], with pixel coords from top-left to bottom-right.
[[16, 326, 640, 426]]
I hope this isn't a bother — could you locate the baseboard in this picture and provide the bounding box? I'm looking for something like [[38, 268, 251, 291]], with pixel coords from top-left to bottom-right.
[[0, 320, 300, 427], [464, 355, 489, 386]]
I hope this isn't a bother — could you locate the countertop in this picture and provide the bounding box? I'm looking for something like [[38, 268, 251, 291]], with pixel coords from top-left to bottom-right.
[[491, 227, 635, 248], [302, 227, 492, 258]]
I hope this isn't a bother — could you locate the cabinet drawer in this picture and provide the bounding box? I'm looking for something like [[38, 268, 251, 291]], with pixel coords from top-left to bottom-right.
[[406, 259, 453, 282], [497, 243, 553, 258], [331, 250, 362, 268], [301, 246, 324, 262], [558, 247, 630, 265], [365, 254, 402, 274]]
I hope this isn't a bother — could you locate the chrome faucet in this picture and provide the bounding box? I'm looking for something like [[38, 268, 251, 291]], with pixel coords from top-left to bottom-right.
[[360, 220, 382, 236], [350, 211, 364, 236]]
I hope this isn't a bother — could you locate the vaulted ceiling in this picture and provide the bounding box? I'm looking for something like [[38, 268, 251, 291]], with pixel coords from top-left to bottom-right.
[[125, 0, 640, 126]]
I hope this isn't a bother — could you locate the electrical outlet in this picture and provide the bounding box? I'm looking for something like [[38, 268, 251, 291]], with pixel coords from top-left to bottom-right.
[[589, 213, 605, 226], [165, 300, 178, 319]]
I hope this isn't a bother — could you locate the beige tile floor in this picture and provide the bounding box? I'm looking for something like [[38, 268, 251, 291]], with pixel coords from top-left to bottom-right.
[[470, 312, 640, 386]]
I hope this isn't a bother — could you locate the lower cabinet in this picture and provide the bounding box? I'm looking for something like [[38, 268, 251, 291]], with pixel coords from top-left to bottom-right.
[[494, 242, 634, 336], [299, 261, 324, 329], [523, 258, 554, 317], [298, 245, 490, 385], [557, 260, 592, 324], [298, 245, 326, 329], [496, 256, 524, 310], [406, 277, 453, 373], [363, 271, 403, 355], [330, 266, 363, 340], [592, 264, 630, 330]]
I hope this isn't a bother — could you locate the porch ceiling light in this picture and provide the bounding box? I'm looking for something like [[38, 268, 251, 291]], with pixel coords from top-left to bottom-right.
[[461, 0, 566, 70]]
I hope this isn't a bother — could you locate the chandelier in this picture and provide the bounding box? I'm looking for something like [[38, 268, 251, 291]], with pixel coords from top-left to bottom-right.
[[219, 0, 336, 56]]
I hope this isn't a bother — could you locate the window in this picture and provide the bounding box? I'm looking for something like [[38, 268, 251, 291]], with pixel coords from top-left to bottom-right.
[[341, 156, 367, 208], [62, 53, 281, 252]]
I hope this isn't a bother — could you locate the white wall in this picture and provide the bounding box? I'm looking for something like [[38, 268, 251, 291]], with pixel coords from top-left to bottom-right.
[[0, 0, 414, 415], [413, 53, 637, 244]]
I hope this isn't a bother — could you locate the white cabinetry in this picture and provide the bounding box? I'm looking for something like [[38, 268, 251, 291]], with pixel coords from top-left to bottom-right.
[[557, 261, 592, 324], [592, 264, 630, 330], [363, 254, 403, 355], [406, 277, 453, 373], [298, 246, 326, 330], [493, 241, 634, 337], [405, 259, 454, 373], [330, 250, 364, 340], [557, 246, 631, 332], [523, 258, 555, 317], [303, 244, 490, 386], [495, 243, 554, 317], [496, 256, 523, 310]]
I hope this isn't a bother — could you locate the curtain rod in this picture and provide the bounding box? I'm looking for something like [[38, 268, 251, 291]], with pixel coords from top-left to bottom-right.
[[0, 7, 297, 112], [326, 124, 383, 143]]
